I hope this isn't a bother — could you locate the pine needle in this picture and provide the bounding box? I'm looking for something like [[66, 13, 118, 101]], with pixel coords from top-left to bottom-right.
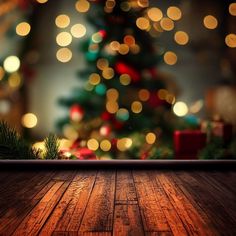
[[44, 133, 59, 159]]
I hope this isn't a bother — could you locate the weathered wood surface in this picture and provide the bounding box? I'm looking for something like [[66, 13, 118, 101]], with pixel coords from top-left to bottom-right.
[[0, 169, 235, 235]]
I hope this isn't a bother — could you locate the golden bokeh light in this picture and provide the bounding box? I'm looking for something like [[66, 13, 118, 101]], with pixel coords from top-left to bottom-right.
[[229, 3, 236, 16], [55, 15, 70, 28], [102, 67, 114, 79], [100, 139, 112, 151], [174, 31, 189, 45], [56, 32, 72, 47], [203, 15, 218, 30], [63, 125, 79, 140], [165, 93, 176, 104], [119, 74, 131, 85], [120, 1, 131, 12], [118, 44, 129, 55], [16, 22, 31, 36], [138, 89, 150, 101], [8, 73, 21, 88], [106, 101, 119, 113], [110, 41, 120, 51], [130, 44, 140, 54], [136, 17, 150, 30], [173, 101, 188, 117], [163, 51, 177, 65], [167, 6, 182, 21], [147, 7, 163, 22], [107, 88, 119, 101], [137, 0, 149, 8], [21, 113, 38, 128], [123, 35, 135, 46], [36, 0, 48, 3], [3, 56, 20, 73], [89, 73, 101, 85], [97, 58, 109, 70], [146, 132, 156, 144], [225, 34, 236, 48], [0, 67, 5, 81], [106, 0, 116, 9], [160, 17, 174, 31], [131, 101, 143, 113], [75, 0, 90, 13], [70, 24, 86, 38], [56, 48, 72, 63], [117, 138, 133, 151], [157, 89, 168, 100], [92, 32, 103, 43], [87, 138, 99, 151]]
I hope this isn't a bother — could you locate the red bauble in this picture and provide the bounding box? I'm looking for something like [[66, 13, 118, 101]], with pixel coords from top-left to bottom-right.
[[115, 62, 140, 82], [100, 125, 111, 136], [70, 104, 84, 122], [73, 148, 96, 160]]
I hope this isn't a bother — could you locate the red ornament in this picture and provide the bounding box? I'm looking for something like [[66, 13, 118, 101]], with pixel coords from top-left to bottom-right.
[[70, 104, 84, 122], [100, 125, 111, 136], [115, 62, 140, 82], [73, 148, 97, 160]]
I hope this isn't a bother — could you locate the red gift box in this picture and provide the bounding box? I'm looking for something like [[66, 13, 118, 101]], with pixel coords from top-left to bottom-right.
[[174, 130, 207, 159]]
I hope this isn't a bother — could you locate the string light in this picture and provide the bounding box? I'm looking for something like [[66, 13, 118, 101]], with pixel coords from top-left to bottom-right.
[[92, 32, 103, 43], [75, 0, 90, 13], [136, 17, 150, 30], [87, 138, 99, 151], [56, 48, 72, 63], [70, 24, 86, 38], [167, 6, 182, 21], [225, 34, 236, 48], [130, 44, 140, 54], [123, 35, 135, 46], [106, 101, 119, 113], [16, 22, 31, 36], [21, 113, 38, 128], [160, 17, 174, 31], [55, 15, 70, 28], [173, 101, 188, 117], [8, 73, 21, 88], [97, 58, 109, 70], [63, 124, 79, 140], [89, 73, 101, 85], [110, 41, 120, 51], [119, 74, 131, 85], [157, 89, 168, 100], [118, 44, 129, 55], [56, 32, 72, 47], [163, 51, 177, 65], [36, 0, 48, 3], [138, 89, 150, 101], [107, 88, 119, 101], [229, 3, 236, 16], [131, 101, 142, 113], [102, 67, 114, 79], [146, 132, 156, 144], [117, 138, 132, 151], [165, 93, 176, 104], [3, 56, 20, 73], [203, 15, 218, 30], [100, 139, 112, 151], [137, 0, 149, 8], [147, 7, 163, 22], [174, 31, 189, 45]]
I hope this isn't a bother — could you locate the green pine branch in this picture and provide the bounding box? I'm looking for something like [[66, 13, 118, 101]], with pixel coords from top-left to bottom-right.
[[43, 133, 59, 159], [0, 121, 40, 159]]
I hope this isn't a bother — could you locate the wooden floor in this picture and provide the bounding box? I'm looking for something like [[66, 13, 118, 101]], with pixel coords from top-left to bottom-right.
[[0, 169, 236, 236]]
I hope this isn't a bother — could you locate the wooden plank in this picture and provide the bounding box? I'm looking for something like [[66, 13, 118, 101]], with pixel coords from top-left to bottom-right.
[[157, 172, 215, 236], [79, 170, 116, 232], [145, 232, 173, 236], [113, 204, 144, 235], [174, 171, 234, 235], [52, 170, 77, 181], [115, 171, 137, 204], [39, 171, 97, 235], [149, 171, 188, 236], [12, 181, 69, 236], [132, 170, 169, 232]]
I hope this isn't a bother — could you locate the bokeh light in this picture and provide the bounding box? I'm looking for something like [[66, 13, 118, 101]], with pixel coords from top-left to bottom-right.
[[102, 67, 114, 79], [174, 31, 189, 45], [87, 138, 99, 151], [117, 138, 132, 151], [100, 139, 112, 151], [160, 17, 174, 31], [118, 44, 129, 55], [163, 51, 177, 65], [119, 74, 131, 85], [56, 48, 72, 63], [89, 73, 101, 85], [71, 24, 86, 38], [173, 101, 188, 117], [167, 6, 182, 21], [63, 124, 79, 140], [107, 88, 119, 101], [97, 58, 109, 70], [21, 113, 38, 128], [131, 101, 143, 113], [106, 101, 119, 113], [75, 0, 90, 13], [203, 15, 218, 29], [56, 32, 72, 47], [136, 17, 150, 30], [147, 7, 163, 22], [16, 22, 31, 36], [0, 67, 5, 80], [8, 73, 21, 88], [229, 3, 236, 16], [225, 34, 236, 48], [146, 132, 156, 144], [3, 56, 20, 73], [36, 0, 48, 3], [55, 15, 70, 28], [138, 89, 150, 101], [124, 35, 135, 46]]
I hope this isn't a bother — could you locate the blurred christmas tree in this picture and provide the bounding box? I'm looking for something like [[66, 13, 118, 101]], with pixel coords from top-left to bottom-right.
[[57, 0, 177, 159]]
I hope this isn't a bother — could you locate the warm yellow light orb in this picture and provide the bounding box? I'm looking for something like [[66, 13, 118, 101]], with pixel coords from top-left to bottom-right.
[[131, 101, 142, 113], [118, 44, 129, 55], [130, 44, 140, 54], [8, 73, 21, 88], [3, 56, 20, 73], [97, 58, 109, 70], [173, 101, 188, 117], [56, 48, 72, 63], [36, 0, 48, 3], [16, 22, 31, 36], [123, 35, 135, 46], [174, 31, 189, 45], [147, 7, 163, 22], [119, 74, 131, 85], [70, 24, 86, 38], [117, 138, 133, 151], [22, 113, 38, 128], [63, 125, 79, 141], [203, 15, 218, 30], [167, 6, 182, 21], [106, 101, 119, 113], [56, 32, 72, 47], [146, 132, 156, 144], [107, 88, 119, 101], [110, 41, 120, 51], [225, 34, 236, 48], [89, 73, 101, 85], [229, 3, 236, 16], [163, 51, 177, 65], [102, 67, 114, 79], [75, 0, 90, 13], [87, 138, 99, 151], [0, 67, 5, 81], [136, 17, 150, 30], [157, 89, 168, 100], [55, 15, 70, 28], [100, 140, 112, 151], [160, 17, 174, 31], [138, 89, 150, 101]]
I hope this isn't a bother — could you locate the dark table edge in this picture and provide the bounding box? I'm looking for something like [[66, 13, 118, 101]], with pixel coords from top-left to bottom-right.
[[0, 160, 236, 170]]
